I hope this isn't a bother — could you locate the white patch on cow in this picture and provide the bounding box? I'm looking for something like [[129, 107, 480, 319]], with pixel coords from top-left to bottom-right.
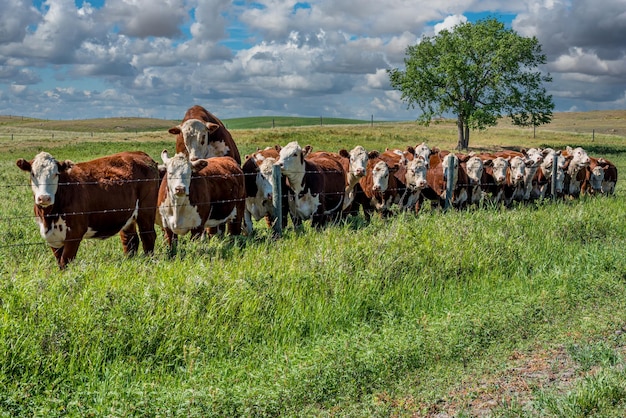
[[205, 206, 238, 227], [208, 140, 230, 159], [120, 200, 139, 232], [29, 152, 60, 207], [37, 216, 67, 248], [277, 141, 306, 194], [83, 227, 98, 239], [293, 190, 320, 219]]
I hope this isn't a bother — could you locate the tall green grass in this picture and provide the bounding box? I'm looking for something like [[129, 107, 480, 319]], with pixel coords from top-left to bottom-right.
[[2, 121, 626, 416]]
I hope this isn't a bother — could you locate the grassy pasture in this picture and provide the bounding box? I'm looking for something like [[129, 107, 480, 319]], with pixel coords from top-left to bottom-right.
[[1, 111, 626, 416]]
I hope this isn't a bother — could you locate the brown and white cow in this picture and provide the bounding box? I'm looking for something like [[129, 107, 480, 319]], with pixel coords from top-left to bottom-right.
[[310, 145, 369, 212], [418, 151, 459, 209], [582, 157, 618, 196], [169, 105, 241, 164], [561, 146, 591, 198], [404, 155, 429, 212], [275, 141, 346, 228], [532, 148, 566, 199], [156, 151, 245, 252], [16, 151, 160, 269], [459, 154, 485, 206], [477, 154, 508, 204], [355, 152, 400, 219]]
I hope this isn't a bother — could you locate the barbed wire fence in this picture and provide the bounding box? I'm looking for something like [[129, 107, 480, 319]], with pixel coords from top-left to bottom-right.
[[0, 154, 571, 249]]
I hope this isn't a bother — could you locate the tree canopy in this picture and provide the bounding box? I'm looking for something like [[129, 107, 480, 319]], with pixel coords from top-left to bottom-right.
[[388, 18, 554, 150]]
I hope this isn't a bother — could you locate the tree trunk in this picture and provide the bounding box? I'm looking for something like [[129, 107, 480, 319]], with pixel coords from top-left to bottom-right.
[[456, 116, 470, 150], [456, 116, 465, 150]]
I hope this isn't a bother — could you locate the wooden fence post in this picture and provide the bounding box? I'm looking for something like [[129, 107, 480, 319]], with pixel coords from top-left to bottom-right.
[[445, 154, 454, 210], [272, 164, 283, 237], [551, 153, 558, 199]]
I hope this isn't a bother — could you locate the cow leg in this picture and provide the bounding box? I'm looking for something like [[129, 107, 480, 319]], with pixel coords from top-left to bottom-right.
[[120, 226, 140, 256], [228, 203, 245, 236], [57, 241, 81, 269], [136, 212, 157, 255]]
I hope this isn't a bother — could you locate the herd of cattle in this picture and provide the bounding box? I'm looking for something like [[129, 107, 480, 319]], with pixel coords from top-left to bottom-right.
[[16, 105, 618, 269]]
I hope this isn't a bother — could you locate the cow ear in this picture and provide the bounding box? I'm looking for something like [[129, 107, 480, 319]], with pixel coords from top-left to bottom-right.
[[368, 150, 380, 159], [206, 122, 220, 134], [339, 149, 349, 158], [168, 126, 181, 135], [58, 160, 74, 172], [388, 163, 400, 173], [431, 146, 440, 154], [274, 144, 282, 152], [16, 158, 32, 172], [406, 145, 415, 155], [191, 159, 208, 172], [303, 145, 313, 157], [157, 164, 167, 177], [482, 159, 493, 167]]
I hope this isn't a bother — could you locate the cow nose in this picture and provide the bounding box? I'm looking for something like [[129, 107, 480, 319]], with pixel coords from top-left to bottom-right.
[[356, 168, 365, 176], [174, 185, 186, 195], [418, 179, 427, 188], [372, 185, 381, 191], [36, 195, 52, 206]]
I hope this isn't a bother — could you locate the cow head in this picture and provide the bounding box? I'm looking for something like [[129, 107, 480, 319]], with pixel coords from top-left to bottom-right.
[[541, 149, 566, 194], [17, 152, 74, 208], [565, 146, 591, 172], [489, 157, 509, 185], [523, 148, 544, 167], [168, 118, 221, 161], [161, 150, 207, 199], [340, 145, 368, 180], [589, 163, 605, 192], [441, 153, 459, 188], [413, 142, 432, 165], [371, 160, 391, 192], [275, 141, 310, 179], [405, 156, 428, 191], [507, 156, 526, 186], [257, 157, 276, 204], [464, 156, 484, 185]]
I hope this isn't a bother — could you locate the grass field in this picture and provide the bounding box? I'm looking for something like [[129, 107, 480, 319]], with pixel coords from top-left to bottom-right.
[[1, 111, 626, 416]]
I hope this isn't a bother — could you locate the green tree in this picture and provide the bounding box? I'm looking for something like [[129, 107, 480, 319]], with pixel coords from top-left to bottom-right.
[[388, 18, 554, 150]]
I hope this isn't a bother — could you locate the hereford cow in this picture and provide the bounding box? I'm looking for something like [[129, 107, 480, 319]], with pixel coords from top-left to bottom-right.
[[310, 145, 369, 213], [404, 155, 429, 212], [241, 145, 290, 233], [459, 154, 484, 206], [169, 105, 241, 164], [16, 151, 160, 269], [532, 148, 566, 199], [275, 141, 346, 228], [561, 146, 591, 198], [418, 151, 459, 210], [156, 151, 245, 252], [582, 157, 618, 196], [477, 154, 508, 204], [355, 152, 401, 220]]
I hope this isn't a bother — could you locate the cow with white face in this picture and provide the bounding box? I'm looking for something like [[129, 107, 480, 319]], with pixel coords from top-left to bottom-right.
[[479, 155, 509, 204], [17, 151, 159, 269], [242, 155, 277, 235], [520, 148, 544, 201], [275, 141, 346, 228], [562, 146, 591, 198], [403, 155, 429, 213], [413, 142, 433, 165], [355, 153, 401, 219], [463, 155, 485, 206], [502, 155, 527, 206], [534, 148, 566, 199], [169, 105, 241, 164], [156, 151, 245, 252]]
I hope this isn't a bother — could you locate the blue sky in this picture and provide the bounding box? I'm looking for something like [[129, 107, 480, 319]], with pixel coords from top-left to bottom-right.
[[1, 0, 625, 121]]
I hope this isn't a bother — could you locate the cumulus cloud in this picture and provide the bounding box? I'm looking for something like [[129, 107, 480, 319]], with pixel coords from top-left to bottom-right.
[[0, 0, 624, 119]]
